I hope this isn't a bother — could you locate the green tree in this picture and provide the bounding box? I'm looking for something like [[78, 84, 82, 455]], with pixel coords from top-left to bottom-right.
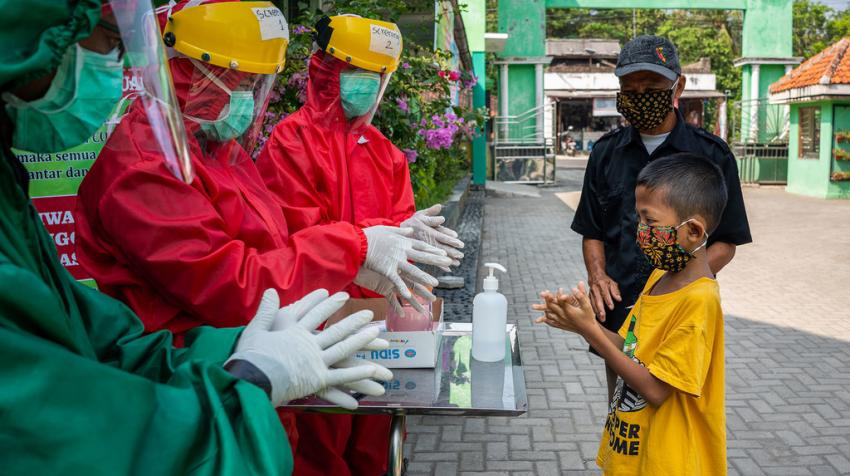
[[827, 9, 850, 41], [793, 0, 834, 58]]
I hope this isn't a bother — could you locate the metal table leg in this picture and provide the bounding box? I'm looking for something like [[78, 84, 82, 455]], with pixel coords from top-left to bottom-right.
[[387, 412, 406, 476]]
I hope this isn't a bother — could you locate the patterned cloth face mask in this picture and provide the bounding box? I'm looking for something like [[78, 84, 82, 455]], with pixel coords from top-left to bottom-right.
[[636, 219, 708, 272], [616, 78, 678, 131]]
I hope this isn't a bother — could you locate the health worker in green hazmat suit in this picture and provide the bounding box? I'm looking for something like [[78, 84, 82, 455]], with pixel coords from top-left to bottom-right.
[[0, 1, 390, 474]]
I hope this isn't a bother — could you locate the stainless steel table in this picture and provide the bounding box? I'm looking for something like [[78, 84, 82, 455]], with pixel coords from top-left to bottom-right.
[[286, 323, 528, 475]]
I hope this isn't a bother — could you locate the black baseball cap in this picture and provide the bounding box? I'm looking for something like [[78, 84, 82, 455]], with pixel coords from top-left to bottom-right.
[[615, 35, 681, 81]]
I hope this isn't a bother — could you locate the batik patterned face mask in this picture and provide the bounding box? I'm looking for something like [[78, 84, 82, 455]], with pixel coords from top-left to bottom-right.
[[636, 219, 707, 272], [616, 79, 678, 130]]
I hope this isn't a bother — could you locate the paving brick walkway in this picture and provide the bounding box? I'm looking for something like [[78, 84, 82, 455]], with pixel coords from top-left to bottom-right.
[[404, 168, 850, 475]]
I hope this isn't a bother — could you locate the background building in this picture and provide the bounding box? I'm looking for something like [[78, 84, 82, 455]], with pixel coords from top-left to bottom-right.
[[543, 39, 723, 154]]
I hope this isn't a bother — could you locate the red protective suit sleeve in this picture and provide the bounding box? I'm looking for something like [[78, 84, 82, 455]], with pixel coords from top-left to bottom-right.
[[93, 158, 365, 328]]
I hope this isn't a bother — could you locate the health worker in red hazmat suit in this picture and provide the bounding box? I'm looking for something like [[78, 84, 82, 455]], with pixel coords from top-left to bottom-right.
[[257, 15, 465, 476]]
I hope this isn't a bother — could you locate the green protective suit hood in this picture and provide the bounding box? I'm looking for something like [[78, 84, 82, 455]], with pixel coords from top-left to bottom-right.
[[0, 0, 101, 91]]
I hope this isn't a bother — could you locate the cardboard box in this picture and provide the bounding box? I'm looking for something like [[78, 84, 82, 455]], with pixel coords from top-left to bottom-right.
[[328, 298, 444, 368]]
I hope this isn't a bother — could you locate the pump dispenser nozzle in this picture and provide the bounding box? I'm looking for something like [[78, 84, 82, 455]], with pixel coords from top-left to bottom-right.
[[483, 263, 507, 292]]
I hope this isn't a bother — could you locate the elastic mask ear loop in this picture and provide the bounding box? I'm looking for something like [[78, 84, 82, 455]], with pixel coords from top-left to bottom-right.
[[105, 94, 136, 136], [676, 219, 709, 254], [670, 78, 679, 91]]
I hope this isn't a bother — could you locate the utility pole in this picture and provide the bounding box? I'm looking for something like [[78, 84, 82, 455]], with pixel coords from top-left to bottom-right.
[[632, 9, 636, 38]]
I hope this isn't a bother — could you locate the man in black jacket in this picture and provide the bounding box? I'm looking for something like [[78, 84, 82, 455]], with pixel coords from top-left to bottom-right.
[[571, 35, 752, 398]]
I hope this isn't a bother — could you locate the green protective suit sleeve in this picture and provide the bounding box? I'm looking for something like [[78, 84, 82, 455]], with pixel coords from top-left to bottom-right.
[[0, 149, 293, 474]]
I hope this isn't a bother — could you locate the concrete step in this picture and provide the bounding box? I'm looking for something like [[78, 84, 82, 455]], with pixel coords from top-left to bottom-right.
[[485, 180, 541, 198]]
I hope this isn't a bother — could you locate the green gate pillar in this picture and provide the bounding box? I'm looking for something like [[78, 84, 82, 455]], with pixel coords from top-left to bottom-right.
[[497, 0, 550, 141], [735, 0, 800, 142], [461, 0, 487, 185]]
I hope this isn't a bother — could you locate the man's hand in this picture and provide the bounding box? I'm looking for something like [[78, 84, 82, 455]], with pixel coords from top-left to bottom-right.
[[533, 282, 598, 336], [588, 273, 621, 322]]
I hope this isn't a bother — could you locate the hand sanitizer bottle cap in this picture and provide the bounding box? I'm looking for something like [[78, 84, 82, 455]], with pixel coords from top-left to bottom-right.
[[482, 263, 507, 292]]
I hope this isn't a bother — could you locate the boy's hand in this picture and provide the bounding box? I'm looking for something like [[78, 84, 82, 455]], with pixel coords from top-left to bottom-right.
[[532, 289, 580, 333], [533, 282, 598, 336]]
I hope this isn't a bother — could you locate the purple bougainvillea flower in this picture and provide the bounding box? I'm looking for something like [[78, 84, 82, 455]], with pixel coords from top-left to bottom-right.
[[403, 148, 418, 163], [396, 97, 409, 113]]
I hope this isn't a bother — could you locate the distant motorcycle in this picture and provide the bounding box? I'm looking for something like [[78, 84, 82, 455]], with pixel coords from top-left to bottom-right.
[[561, 126, 577, 157]]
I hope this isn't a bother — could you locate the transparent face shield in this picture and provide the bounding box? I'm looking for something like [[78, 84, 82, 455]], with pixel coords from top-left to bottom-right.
[[337, 66, 391, 134], [110, 0, 193, 183], [339, 66, 391, 133], [181, 59, 276, 156], [312, 52, 390, 133]]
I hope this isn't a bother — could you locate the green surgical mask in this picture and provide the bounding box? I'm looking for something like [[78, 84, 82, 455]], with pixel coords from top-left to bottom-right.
[[185, 61, 256, 142], [339, 71, 381, 119], [3, 44, 123, 153], [197, 91, 255, 142]]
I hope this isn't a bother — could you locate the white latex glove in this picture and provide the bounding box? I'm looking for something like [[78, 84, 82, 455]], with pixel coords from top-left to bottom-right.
[[354, 267, 436, 316], [227, 289, 391, 409], [402, 204, 464, 269], [271, 288, 393, 409], [269, 290, 393, 408], [358, 226, 451, 313], [317, 357, 393, 408]]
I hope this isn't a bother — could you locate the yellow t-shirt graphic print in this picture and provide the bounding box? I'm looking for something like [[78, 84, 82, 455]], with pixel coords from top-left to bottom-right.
[[597, 270, 726, 476]]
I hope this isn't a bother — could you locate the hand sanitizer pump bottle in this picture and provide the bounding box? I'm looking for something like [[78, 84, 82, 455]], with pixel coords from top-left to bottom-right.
[[472, 263, 508, 362]]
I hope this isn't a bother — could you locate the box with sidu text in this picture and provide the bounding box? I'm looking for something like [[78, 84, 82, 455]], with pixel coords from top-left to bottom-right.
[[326, 298, 444, 368]]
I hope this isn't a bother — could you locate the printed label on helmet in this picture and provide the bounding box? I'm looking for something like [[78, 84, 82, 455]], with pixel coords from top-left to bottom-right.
[[253, 7, 289, 41], [369, 25, 401, 58]]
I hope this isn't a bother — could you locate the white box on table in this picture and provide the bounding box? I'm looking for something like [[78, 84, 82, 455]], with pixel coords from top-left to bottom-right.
[[327, 298, 444, 369]]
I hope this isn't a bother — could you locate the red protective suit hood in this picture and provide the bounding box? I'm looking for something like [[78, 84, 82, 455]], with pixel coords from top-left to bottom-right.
[[155, 0, 247, 125], [303, 50, 356, 132], [169, 56, 246, 125]]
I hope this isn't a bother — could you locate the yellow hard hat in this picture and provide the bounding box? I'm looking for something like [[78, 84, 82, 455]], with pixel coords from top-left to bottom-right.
[[163, 1, 289, 75], [314, 15, 403, 74]]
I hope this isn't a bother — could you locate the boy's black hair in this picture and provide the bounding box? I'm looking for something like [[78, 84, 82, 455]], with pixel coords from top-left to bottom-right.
[[636, 152, 728, 234]]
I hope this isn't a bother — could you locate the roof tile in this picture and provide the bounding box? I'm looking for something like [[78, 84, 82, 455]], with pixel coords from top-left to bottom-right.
[[770, 38, 850, 93]]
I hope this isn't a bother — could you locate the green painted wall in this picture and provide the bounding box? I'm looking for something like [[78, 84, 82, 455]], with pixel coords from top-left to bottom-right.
[[828, 104, 850, 198], [507, 65, 537, 139], [787, 102, 832, 198], [740, 65, 752, 139], [462, 0, 487, 185], [498, 0, 546, 57], [742, 0, 793, 57], [472, 52, 487, 185], [758, 65, 786, 142]]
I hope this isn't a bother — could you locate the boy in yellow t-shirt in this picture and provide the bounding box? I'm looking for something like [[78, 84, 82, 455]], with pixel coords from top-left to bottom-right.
[[534, 152, 728, 475]]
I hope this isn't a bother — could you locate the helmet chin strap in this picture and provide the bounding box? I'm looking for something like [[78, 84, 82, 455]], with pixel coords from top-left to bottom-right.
[[189, 59, 233, 94]]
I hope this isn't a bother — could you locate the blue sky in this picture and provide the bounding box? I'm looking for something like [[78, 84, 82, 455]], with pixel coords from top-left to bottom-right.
[[818, 0, 850, 9]]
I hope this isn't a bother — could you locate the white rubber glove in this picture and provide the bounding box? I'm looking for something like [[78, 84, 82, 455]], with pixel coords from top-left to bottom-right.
[[354, 267, 436, 316], [357, 226, 451, 313], [402, 204, 465, 269], [227, 289, 390, 409], [268, 290, 393, 408], [271, 288, 393, 409], [317, 357, 393, 408]]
